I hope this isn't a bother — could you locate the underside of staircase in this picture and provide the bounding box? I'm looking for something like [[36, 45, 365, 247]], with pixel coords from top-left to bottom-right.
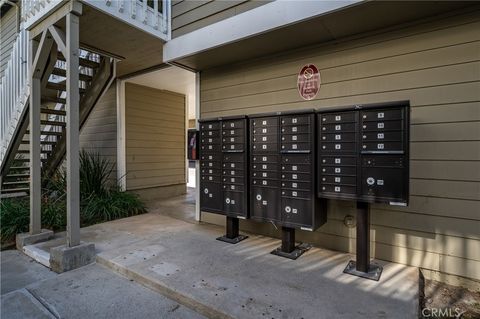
[[0, 46, 114, 196]]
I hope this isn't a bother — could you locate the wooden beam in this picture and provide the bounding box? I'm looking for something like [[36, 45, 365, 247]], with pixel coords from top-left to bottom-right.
[[32, 30, 54, 79], [48, 25, 67, 58], [29, 0, 82, 40], [66, 12, 80, 247], [29, 38, 42, 235]]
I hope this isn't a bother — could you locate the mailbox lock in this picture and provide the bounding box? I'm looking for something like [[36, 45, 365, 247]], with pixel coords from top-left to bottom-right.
[[285, 206, 292, 213], [225, 198, 231, 204], [256, 194, 262, 201], [204, 188, 209, 194], [367, 177, 375, 186]]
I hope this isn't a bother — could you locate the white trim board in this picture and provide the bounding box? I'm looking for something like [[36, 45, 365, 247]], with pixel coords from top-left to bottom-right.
[[163, 0, 362, 62]]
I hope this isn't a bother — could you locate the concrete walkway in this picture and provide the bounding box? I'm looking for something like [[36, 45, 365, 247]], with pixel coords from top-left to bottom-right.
[[1, 251, 205, 319], [27, 212, 419, 319]]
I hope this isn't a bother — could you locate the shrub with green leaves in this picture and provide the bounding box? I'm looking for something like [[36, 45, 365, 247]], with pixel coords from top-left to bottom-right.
[[1, 151, 146, 244]]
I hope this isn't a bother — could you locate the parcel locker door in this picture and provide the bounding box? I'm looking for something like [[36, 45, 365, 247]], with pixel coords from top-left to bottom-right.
[[251, 187, 280, 222], [200, 182, 223, 211], [223, 191, 245, 216], [281, 198, 312, 228]]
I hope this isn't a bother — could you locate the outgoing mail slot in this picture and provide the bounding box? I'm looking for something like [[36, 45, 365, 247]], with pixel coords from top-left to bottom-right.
[[252, 163, 279, 171], [281, 172, 310, 181], [281, 189, 310, 199], [253, 142, 278, 153], [281, 125, 310, 134], [320, 156, 356, 166], [223, 191, 245, 216], [252, 117, 278, 127], [361, 142, 403, 153], [361, 108, 403, 122], [200, 182, 222, 211], [281, 181, 311, 190], [321, 132, 356, 142], [281, 198, 312, 227], [281, 142, 310, 152], [281, 115, 310, 126], [252, 179, 280, 188], [361, 131, 403, 142], [362, 120, 403, 131], [223, 153, 244, 163], [252, 155, 280, 163], [321, 112, 355, 124], [320, 184, 356, 194], [281, 133, 310, 143], [321, 122, 356, 133], [321, 166, 356, 176], [320, 142, 356, 153], [222, 143, 245, 152], [251, 187, 280, 222], [282, 154, 311, 165], [320, 175, 356, 185]]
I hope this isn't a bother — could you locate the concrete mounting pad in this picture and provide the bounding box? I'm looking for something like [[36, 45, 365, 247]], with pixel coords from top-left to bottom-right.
[[49, 242, 96, 273], [22, 204, 419, 318], [16, 229, 54, 250]]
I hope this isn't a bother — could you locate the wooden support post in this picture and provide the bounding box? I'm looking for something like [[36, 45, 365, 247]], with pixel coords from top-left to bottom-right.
[[29, 38, 41, 235], [66, 12, 80, 247]]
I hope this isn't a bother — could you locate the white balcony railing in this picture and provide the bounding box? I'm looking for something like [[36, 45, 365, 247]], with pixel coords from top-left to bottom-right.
[[21, 0, 170, 41], [0, 26, 29, 165]]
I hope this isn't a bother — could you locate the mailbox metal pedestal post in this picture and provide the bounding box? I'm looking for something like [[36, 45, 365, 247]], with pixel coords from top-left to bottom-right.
[[271, 227, 310, 260], [216, 216, 248, 244], [344, 201, 383, 280]]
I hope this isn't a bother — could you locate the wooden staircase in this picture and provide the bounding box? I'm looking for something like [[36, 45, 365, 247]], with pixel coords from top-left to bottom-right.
[[0, 49, 114, 195]]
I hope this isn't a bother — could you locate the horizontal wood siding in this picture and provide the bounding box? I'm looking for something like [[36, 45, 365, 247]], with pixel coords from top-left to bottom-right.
[[79, 84, 117, 181], [200, 11, 480, 280], [125, 83, 186, 190], [171, 0, 270, 37], [0, 7, 18, 83]]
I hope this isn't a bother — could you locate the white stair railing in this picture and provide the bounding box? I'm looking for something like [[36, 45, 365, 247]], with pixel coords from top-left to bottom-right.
[[21, 0, 170, 41], [0, 25, 29, 165]]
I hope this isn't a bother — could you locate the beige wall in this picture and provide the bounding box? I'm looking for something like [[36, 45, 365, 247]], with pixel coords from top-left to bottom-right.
[[199, 11, 480, 282], [171, 0, 270, 38], [125, 83, 186, 198], [0, 6, 18, 83], [80, 84, 118, 181]]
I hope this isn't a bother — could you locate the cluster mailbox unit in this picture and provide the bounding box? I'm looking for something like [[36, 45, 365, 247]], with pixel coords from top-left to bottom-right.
[[250, 110, 326, 258], [199, 116, 249, 243], [317, 100, 409, 280], [198, 101, 409, 279]]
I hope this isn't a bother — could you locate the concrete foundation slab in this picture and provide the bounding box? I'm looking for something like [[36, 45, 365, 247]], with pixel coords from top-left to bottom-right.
[[16, 229, 54, 250], [49, 242, 95, 273], [1, 289, 56, 319]]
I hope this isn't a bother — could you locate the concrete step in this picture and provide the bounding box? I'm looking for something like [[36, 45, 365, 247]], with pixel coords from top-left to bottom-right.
[[23, 245, 51, 268]]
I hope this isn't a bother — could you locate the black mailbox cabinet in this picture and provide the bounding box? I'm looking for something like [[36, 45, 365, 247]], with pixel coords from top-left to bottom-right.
[[199, 116, 249, 218], [317, 101, 410, 205], [249, 110, 326, 231]]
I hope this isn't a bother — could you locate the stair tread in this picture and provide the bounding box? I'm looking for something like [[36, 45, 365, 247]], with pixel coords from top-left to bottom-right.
[[3, 181, 29, 185], [40, 108, 66, 116], [10, 166, 29, 170], [42, 96, 66, 104], [51, 68, 93, 82], [26, 130, 63, 135], [41, 120, 66, 127], [46, 82, 86, 94], [1, 188, 30, 193], [5, 174, 30, 178], [57, 52, 100, 69]]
